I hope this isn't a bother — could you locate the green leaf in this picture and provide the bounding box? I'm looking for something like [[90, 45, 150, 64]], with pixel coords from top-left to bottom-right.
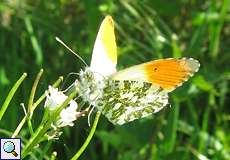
[[193, 76, 213, 92]]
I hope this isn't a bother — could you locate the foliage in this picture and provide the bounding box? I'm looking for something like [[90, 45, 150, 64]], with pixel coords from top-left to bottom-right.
[[0, 0, 229, 159]]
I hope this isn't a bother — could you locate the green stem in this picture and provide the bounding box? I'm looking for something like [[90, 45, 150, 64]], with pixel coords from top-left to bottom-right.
[[28, 69, 44, 115], [27, 69, 44, 135], [22, 123, 50, 158], [22, 90, 77, 158], [27, 120, 34, 135], [71, 111, 101, 160], [11, 76, 63, 138], [11, 116, 26, 138], [210, 0, 229, 58], [0, 73, 27, 120], [24, 16, 43, 65]]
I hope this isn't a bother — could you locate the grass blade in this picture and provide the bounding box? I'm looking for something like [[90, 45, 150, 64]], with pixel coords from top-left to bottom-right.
[[0, 73, 27, 120]]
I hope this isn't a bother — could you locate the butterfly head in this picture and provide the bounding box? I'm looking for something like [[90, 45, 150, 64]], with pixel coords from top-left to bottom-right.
[[77, 68, 106, 105]]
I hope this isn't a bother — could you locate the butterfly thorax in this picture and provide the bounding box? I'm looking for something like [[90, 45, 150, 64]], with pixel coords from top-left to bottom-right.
[[76, 67, 106, 105]]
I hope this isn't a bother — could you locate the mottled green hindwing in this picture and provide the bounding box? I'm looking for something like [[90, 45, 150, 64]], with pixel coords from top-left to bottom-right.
[[96, 80, 169, 125], [76, 68, 169, 125]]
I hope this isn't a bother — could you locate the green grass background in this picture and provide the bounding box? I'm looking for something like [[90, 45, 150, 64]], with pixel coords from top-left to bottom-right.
[[0, 0, 229, 159]]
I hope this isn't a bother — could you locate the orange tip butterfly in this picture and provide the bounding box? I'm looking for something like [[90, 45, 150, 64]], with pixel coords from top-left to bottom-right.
[[72, 16, 200, 125]]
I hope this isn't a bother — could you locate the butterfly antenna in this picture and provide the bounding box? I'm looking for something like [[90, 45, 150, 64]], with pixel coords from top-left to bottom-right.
[[61, 72, 79, 91], [55, 37, 88, 67]]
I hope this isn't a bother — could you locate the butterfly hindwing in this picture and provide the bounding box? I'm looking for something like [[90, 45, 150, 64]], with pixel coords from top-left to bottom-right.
[[95, 80, 169, 125]]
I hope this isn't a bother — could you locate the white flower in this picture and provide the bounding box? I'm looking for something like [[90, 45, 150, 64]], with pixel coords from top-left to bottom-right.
[[57, 100, 79, 127], [44, 86, 68, 111], [44, 86, 79, 127]]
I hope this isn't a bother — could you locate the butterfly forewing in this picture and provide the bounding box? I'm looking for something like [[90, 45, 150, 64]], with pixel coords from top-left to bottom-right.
[[90, 16, 117, 77], [111, 58, 200, 92]]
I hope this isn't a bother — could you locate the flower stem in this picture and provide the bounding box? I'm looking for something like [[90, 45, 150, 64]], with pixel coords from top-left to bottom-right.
[[11, 116, 26, 138], [11, 76, 63, 138], [22, 90, 77, 158], [22, 123, 50, 158], [27, 69, 44, 135], [70, 111, 101, 160], [28, 69, 44, 115]]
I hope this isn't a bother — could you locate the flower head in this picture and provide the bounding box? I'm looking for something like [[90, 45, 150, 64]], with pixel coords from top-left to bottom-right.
[[57, 100, 79, 127], [44, 86, 68, 111], [44, 86, 79, 127]]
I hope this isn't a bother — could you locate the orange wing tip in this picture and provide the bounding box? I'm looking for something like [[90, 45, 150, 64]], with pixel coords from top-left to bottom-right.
[[172, 58, 200, 90], [144, 57, 200, 91]]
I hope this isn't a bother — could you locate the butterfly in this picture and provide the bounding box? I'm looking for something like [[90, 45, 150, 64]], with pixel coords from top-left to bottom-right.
[[75, 16, 200, 125]]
